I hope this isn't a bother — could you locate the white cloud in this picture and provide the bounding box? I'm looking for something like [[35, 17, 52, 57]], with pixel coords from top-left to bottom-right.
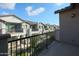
[[25, 6, 45, 16], [54, 3, 64, 6], [0, 3, 16, 10], [1, 11, 10, 15], [26, 6, 32, 12]]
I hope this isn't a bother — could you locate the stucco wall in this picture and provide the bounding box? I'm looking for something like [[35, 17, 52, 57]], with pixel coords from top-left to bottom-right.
[[38, 23, 43, 34], [59, 6, 79, 45], [55, 30, 60, 41], [0, 22, 6, 34]]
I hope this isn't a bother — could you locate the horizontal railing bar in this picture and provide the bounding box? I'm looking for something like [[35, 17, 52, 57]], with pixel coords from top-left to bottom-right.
[[8, 32, 53, 43]]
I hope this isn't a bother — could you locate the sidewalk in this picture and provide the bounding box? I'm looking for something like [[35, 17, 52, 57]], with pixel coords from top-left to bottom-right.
[[39, 41, 79, 56]]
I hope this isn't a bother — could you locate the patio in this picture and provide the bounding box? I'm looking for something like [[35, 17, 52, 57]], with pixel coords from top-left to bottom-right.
[[39, 41, 79, 56]]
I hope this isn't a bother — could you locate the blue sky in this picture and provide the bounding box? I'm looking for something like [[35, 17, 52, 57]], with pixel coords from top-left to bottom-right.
[[0, 3, 70, 25]]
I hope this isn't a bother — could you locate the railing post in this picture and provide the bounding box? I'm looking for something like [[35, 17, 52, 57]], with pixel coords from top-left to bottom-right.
[[46, 33, 48, 49], [0, 34, 11, 56]]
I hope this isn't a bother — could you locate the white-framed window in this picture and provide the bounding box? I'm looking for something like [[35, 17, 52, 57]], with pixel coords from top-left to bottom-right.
[[6, 23, 23, 33]]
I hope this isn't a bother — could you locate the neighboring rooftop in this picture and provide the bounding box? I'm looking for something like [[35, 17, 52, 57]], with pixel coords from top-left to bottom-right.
[[0, 14, 25, 23], [0, 14, 55, 26], [25, 20, 38, 25]]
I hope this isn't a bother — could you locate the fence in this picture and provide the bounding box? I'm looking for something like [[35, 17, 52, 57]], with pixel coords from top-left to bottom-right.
[[0, 31, 55, 56]]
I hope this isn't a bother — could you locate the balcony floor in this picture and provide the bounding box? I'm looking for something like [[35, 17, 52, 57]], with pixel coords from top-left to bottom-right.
[[39, 41, 79, 56]]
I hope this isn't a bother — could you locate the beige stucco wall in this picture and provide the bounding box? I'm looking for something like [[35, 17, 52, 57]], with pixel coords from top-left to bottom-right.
[[38, 23, 43, 34], [0, 22, 6, 34], [55, 30, 60, 41], [59, 5, 79, 45]]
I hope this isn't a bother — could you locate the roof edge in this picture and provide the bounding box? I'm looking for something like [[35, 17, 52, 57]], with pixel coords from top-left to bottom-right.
[[54, 3, 75, 14], [0, 14, 26, 22]]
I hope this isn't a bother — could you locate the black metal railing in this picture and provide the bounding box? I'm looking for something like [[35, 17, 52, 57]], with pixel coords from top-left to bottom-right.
[[8, 31, 55, 56]]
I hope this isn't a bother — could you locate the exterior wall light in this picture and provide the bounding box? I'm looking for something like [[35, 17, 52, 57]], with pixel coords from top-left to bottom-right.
[[71, 13, 76, 18]]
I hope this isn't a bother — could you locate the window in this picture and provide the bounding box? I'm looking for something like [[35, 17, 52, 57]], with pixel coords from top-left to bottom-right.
[[39, 25, 42, 29], [6, 23, 15, 32], [31, 25, 38, 31], [44, 26, 48, 30], [6, 23, 23, 33], [0, 22, 2, 34], [0, 22, 2, 29], [15, 24, 23, 32], [39, 26, 40, 28]]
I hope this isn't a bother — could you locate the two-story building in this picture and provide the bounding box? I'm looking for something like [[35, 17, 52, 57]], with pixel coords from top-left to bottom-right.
[[0, 15, 28, 38]]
